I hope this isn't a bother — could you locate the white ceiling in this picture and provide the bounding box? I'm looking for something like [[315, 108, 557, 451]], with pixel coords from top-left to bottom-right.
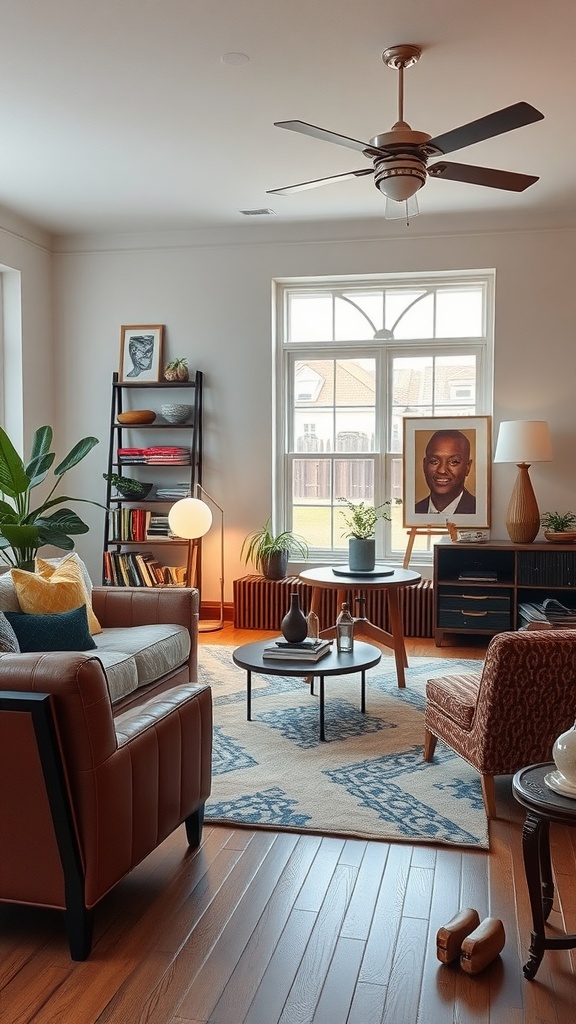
[[1, 0, 574, 237]]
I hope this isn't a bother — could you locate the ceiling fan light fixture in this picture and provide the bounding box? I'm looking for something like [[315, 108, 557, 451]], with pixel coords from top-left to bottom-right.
[[384, 194, 420, 221], [373, 155, 426, 201]]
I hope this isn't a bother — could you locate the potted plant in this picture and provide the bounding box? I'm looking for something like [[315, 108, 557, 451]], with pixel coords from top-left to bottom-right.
[[0, 425, 100, 570], [338, 497, 399, 571], [163, 358, 189, 382], [240, 519, 308, 580], [540, 511, 576, 543]]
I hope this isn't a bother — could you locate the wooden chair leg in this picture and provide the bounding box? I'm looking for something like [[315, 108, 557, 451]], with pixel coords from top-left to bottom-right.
[[480, 774, 497, 819], [424, 728, 437, 761]]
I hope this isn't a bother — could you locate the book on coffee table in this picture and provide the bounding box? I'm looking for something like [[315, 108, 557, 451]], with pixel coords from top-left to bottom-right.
[[262, 638, 332, 661]]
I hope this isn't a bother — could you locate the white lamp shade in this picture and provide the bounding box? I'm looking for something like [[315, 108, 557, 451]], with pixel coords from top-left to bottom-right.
[[493, 420, 552, 464], [168, 497, 212, 539]]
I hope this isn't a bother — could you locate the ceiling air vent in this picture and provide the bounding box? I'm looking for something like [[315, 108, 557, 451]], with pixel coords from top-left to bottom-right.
[[239, 208, 276, 216]]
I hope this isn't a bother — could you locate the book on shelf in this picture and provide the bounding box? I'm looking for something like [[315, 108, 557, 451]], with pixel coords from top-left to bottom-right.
[[458, 570, 497, 582], [262, 637, 333, 661]]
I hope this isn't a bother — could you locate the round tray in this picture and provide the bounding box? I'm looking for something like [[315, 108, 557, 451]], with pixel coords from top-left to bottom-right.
[[332, 564, 395, 578]]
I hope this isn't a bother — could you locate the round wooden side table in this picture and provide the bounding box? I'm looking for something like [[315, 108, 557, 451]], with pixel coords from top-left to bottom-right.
[[299, 565, 421, 689], [512, 761, 576, 979]]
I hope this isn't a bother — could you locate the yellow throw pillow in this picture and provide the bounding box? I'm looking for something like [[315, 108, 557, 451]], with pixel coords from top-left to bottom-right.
[[11, 555, 102, 635]]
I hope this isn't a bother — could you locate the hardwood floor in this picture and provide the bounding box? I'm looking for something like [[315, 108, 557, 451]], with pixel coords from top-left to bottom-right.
[[2, 627, 575, 1023]]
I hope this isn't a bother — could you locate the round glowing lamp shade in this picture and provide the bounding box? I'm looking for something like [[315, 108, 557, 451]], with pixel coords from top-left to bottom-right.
[[168, 497, 212, 539]]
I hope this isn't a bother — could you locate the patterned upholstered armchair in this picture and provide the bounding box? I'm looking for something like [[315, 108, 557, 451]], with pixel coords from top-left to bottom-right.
[[424, 629, 576, 817]]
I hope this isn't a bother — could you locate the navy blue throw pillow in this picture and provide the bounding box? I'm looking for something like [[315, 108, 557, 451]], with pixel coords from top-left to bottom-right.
[[5, 604, 97, 653]]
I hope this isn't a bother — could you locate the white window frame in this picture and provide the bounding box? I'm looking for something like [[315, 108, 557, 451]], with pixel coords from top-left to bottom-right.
[[273, 271, 494, 565]]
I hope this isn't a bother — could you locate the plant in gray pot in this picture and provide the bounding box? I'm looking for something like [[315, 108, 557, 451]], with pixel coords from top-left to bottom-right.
[[240, 519, 308, 580], [338, 497, 397, 572]]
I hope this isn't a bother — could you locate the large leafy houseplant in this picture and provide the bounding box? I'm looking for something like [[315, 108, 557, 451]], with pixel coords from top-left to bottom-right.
[[240, 519, 308, 580], [0, 425, 99, 570]]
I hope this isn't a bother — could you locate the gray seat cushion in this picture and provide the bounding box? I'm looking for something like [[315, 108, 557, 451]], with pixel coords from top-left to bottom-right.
[[88, 623, 191, 703]]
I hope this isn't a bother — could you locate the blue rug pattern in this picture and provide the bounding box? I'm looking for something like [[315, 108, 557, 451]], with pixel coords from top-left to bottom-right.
[[199, 646, 488, 849]]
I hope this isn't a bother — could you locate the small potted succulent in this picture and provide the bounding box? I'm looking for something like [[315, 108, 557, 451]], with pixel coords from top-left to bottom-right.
[[240, 519, 308, 580], [163, 358, 189, 382], [540, 511, 576, 543], [338, 497, 399, 571]]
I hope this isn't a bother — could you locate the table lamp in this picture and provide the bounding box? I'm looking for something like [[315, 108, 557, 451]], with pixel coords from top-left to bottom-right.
[[168, 486, 224, 631], [493, 420, 552, 543]]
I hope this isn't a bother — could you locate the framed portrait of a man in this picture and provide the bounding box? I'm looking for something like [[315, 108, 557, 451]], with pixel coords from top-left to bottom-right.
[[403, 416, 491, 529], [119, 325, 164, 383]]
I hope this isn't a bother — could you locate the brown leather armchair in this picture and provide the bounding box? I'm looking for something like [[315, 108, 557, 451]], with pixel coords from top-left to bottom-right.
[[0, 652, 212, 959], [424, 629, 576, 817]]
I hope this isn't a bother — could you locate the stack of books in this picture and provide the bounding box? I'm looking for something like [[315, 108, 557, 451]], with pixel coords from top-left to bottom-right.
[[262, 638, 332, 662], [458, 569, 497, 582]]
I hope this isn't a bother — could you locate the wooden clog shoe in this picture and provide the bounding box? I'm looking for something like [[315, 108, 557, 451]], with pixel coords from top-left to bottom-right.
[[436, 907, 481, 964], [460, 917, 506, 974]]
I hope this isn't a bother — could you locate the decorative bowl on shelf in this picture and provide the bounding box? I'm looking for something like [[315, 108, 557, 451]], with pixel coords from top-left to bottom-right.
[[117, 409, 156, 425], [544, 531, 576, 544], [103, 473, 153, 500], [160, 403, 192, 424]]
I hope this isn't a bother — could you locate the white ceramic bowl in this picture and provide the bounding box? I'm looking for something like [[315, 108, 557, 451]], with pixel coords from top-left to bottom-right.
[[160, 403, 192, 424]]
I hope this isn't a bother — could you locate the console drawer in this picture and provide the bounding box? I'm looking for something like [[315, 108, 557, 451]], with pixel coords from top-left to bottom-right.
[[437, 609, 512, 630], [439, 593, 511, 613], [437, 590, 512, 631]]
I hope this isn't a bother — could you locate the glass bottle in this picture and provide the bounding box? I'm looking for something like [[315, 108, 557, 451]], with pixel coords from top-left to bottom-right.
[[336, 602, 354, 653], [306, 609, 320, 640]]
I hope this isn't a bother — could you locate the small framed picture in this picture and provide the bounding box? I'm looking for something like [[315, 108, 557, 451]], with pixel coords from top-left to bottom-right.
[[119, 325, 164, 383], [403, 415, 491, 529]]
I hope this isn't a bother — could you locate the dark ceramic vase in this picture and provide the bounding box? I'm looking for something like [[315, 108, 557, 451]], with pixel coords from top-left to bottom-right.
[[281, 592, 308, 643]]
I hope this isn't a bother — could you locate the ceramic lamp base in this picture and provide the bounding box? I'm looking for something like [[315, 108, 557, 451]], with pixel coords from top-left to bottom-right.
[[505, 463, 540, 544]]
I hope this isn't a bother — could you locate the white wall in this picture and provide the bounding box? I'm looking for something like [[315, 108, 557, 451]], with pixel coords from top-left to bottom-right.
[[0, 211, 54, 460], [52, 221, 576, 596]]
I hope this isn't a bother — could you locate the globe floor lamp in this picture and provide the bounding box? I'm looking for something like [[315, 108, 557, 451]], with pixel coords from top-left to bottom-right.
[[493, 420, 552, 544], [168, 486, 225, 632]]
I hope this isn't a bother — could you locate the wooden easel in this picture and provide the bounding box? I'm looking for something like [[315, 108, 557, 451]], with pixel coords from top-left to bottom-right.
[[402, 527, 448, 568]]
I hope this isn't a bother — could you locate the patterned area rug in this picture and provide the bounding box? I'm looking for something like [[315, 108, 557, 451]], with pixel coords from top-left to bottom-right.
[[198, 645, 488, 849]]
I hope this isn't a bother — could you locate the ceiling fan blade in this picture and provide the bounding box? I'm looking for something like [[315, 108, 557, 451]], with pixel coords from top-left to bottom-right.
[[267, 168, 373, 196], [274, 120, 385, 156], [426, 102, 544, 157], [428, 161, 539, 192]]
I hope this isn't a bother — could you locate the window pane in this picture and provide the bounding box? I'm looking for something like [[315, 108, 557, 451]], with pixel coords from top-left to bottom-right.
[[288, 294, 333, 342], [335, 358, 375, 406], [292, 458, 331, 502], [387, 290, 433, 339], [433, 354, 477, 409], [335, 291, 383, 339], [334, 458, 374, 504], [293, 504, 333, 548], [436, 288, 483, 337]]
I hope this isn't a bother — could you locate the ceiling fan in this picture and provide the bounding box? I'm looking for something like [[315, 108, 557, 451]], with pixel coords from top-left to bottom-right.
[[267, 44, 544, 213]]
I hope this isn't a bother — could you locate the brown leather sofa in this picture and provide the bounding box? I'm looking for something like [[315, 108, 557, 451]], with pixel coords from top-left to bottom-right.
[[0, 644, 212, 958], [90, 584, 199, 711]]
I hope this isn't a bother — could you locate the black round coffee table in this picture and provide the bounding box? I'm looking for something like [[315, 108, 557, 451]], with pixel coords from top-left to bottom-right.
[[512, 761, 576, 979], [232, 639, 382, 742]]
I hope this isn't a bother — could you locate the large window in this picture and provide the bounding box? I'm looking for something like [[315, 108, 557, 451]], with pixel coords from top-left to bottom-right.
[[274, 272, 494, 562]]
